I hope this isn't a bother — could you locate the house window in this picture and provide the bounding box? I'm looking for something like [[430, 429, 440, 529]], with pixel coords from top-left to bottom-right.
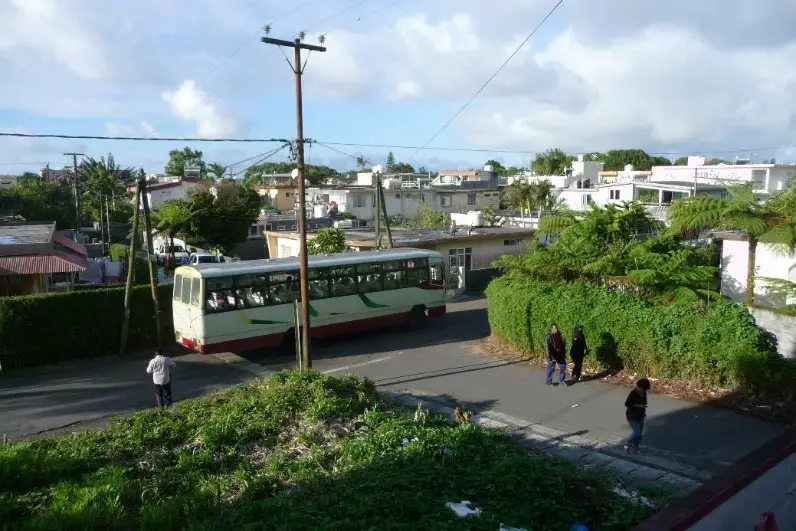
[[609, 190, 621, 200], [449, 247, 473, 271], [249, 226, 259, 236], [441, 196, 452, 207], [353, 195, 365, 208], [504, 239, 521, 246], [582, 194, 592, 206], [467, 193, 476, 205], [395, 193, 401, 199], [285, 191, 292, 197], [278, 245, 293, 258]]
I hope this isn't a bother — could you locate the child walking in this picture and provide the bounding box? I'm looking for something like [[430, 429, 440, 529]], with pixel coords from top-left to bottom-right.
[[624, 378, 651, 454]]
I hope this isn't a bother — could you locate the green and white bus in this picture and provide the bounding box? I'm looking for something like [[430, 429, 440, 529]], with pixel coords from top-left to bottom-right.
[[171, 248, 446, 354]]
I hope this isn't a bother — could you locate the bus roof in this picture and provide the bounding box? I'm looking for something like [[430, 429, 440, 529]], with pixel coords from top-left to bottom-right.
[[176, 248, 442, 278]]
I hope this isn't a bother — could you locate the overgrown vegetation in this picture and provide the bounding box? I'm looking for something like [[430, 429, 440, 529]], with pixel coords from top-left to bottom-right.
[[0, 284, 172, 370], [0, 371, 668, 530], [306, 227, 351, 255], [495, 202, 720, 304], [486, 277, 796, 399]]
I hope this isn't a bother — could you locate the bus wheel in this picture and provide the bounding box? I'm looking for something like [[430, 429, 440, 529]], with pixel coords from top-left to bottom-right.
[[408, 306, 427, 329]]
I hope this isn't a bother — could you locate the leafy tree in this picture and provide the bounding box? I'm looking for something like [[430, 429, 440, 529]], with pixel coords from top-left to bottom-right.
[[707, 158, 730, 165], [165, 147, 205, 177], [401, 203, 449, 230], [674, 157, 688, 165], [207, 162, 226, 180], [417, 166, 428, 175], [306, 228, 352, 255], [585, 152, 607, 163], [153, 199, 192, 260], [668, 184, 796, 305], [603, 149, 655, 171], [183, 183, 260, 253], [649, 156, 672, 166], [0, 179, 76, 228], [500, 181, 559, 217], [531, 148, 573, 176], [481, 206, 500, 227], [386, 152, 396, 173], [391, 162, 415, 174], [355, 155, 367, 170]]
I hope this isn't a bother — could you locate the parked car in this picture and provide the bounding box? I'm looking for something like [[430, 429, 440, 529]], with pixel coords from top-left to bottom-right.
[[189, 252, 226, 265], [154, 244, 189, 264]]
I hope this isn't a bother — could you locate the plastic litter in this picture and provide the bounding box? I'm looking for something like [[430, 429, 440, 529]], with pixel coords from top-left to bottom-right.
[[445, 501, 482, 518], [612, 486, 656, 508], [571, 523, 589, 531]]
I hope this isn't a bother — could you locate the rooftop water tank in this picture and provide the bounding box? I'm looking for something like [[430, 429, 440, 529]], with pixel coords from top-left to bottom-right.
[[624, 164, 634, 171], [313, 204, 328, 219], [483, 164, 494, 173]]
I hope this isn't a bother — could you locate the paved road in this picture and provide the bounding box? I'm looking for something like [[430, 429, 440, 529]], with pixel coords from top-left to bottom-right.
[[0, 297, 786, 477]]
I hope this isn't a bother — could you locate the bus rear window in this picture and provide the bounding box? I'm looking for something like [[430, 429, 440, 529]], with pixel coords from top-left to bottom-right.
[[190, 278, 201, 306], [173, 274, 182, 301], [180, 276, 191, 304]]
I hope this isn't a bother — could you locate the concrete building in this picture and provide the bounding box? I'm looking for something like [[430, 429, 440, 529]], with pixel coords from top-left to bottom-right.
[[651, 156, 795, 194], [264, 225, 535, 273], [716, 232, 796, 307], [254, 184, 298, 212], [128, 176, 201, 209]]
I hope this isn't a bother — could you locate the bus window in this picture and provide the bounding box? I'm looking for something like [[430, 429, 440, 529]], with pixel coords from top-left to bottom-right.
[[356, 264, 383, 293], [430, 264, 444, 285], [330, 266, 357, 297], [384, 270, 406, 290], [382, 260, 403, 271], [407, 266, 430, 286], [180, 276, 191, 304], [173, 274, 183, 301], [269, 272, 299, 304], [190, 278, 202, 307], [235, 274, 268, 308]]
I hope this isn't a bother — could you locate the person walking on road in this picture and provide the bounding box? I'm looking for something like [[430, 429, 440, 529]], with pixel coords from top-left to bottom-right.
[[624, 378, 651, 454], [544, 324, 567, 386], [570, 325, 588, 383], [146, 349, 176, 408]]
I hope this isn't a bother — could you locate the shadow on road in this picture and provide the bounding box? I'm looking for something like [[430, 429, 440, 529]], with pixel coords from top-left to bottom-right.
[[237, 306, 491, 366], [372, 358, 527, 388]]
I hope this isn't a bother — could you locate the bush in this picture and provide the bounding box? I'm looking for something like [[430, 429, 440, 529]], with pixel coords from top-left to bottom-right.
[[0, 283, 173, 370], [109, 243, 129, 262], [486, 277, 794, 397]]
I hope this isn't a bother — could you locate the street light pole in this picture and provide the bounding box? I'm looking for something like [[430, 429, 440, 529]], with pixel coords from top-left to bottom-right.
[[261, 32, 326, 370]]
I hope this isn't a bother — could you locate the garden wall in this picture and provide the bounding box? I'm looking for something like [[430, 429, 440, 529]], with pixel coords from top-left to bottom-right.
[[749, 307, 796, 360], [485, 277, 796, 397], [0, 284, 173, 370]]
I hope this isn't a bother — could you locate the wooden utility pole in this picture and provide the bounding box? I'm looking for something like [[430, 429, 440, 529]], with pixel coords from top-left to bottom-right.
[[105, 193, 112, 253], [140, 176, 163, 349], [119, 180, 142, 356], [261, 32, 326, 371], [378, 176, 394, 248], [64, 152, 84, 238], [375, 177, 381, 249]]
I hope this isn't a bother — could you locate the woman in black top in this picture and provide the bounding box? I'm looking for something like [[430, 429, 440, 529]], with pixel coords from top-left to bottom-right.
[[570, 326, 587, 383], [624, 378, 651, 455]]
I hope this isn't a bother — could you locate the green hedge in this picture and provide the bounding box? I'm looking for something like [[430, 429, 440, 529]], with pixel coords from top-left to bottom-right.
[[486, 277, 796, 397], [0, 283, 173, 370]]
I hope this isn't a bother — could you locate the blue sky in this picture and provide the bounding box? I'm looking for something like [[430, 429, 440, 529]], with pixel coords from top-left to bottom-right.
[[2, 0, 796, 176]]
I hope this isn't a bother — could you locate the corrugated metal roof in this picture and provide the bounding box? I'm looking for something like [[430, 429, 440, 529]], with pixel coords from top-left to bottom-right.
[[0, 251, 87, 275], [52, 234, 88, 257]]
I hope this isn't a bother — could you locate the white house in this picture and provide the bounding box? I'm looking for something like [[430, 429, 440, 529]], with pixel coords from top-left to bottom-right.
[[129, 176, 201, 209], [716, 232, 796, 307], [652, 156, 795, 194]]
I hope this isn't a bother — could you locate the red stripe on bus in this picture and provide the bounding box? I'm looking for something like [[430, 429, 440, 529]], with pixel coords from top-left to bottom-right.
[[187, 306, 446, 354]]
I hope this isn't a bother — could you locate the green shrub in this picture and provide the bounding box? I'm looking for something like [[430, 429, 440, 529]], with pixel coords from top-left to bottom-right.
[[109, 243, 129, 262], [0, 283, 173, 370], [486, 277, 793, 397]]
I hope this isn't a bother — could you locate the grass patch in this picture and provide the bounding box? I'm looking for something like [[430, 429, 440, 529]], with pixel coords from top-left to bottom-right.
[[0, 371, 668, 530]]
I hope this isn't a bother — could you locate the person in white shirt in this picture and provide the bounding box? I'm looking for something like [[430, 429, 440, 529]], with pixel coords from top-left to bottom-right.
[[146, 349, 176, 408]]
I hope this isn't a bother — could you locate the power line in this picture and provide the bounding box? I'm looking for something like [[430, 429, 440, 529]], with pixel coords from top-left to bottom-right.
[[198, 1, 317, 86], [0, 132, 289, 143], [411, 0, 565, 156], [2, 131, 795, 158]]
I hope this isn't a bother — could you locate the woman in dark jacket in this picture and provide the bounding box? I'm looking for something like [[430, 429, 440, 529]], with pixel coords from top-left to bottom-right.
[[570, 326, 588, 383]]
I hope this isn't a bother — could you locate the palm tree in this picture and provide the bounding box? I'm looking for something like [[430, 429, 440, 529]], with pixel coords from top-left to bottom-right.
[[355, 155, 367, 170], [501, 182, 533, 216], [669, 185, 796, 305], [208, 162, 226, 180], [80, 154, 134, 251]]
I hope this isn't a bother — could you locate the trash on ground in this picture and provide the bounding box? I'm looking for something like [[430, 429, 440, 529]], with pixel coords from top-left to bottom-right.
[[571, 404, 579, 408], [612, 486, 656, 508], [401, 436, 419, 446], [500, 524, 528, 531], [445, 500, 482, 518]]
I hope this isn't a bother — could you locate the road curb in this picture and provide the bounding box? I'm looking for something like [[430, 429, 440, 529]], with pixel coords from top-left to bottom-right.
[[382, 388, 704, 493]]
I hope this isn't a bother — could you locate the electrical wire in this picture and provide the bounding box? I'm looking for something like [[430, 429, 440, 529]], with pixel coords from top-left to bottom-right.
[[410, 0, 565, 157], [0, 132, 289, 143]]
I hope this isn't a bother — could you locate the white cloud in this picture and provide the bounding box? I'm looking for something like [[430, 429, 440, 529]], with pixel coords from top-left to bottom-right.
[[162, 80, 245, 138], [390, 81, 422, 101], [105, 121, 160, 138]]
